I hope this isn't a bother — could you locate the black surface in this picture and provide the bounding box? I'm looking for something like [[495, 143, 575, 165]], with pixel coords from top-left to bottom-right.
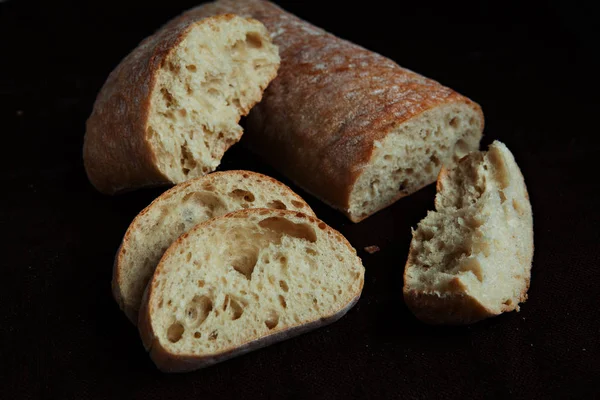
[[1, 0, 599, 398]]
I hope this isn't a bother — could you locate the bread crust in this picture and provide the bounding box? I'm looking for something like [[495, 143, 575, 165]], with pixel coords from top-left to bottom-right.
[[138, 208, 364, 372], [112, 170, 315, 324], [171, 0, 484, 221], [83, 14, 277, 194]]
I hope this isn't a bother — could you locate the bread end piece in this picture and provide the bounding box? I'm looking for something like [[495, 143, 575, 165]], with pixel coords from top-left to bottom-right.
[[403, 140, 533, 325], [83, 14, 280, 194]]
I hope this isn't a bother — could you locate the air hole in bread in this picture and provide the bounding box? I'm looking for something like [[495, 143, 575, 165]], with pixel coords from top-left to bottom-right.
[[229, 189, 255, 202], [194, 332, 201, 339], [318, 222, 326, 230], [209, 331, 218, 340], [186, 252, 192, 262], [278, 295, 287, 309], [499, 190, 507, 204], [449, 117, 459, 128], [454, 139, 470, 160], [512, 199, 523, 214], [186, 64, 197, 72], [503, 299, 513, 306], [431, 155, 440, 166], [291, 200, 305, 209], [267, 200, 287, 210], [306, 248, 317, 256], [160, 87, 176, 108], [182, 191, 226, 213], [229, 297, 244, 320], [264, 311, 279, 329], [399, 179, 409, 191], [167, 322, 185, 343], [245, 32, 263, 48], [279, 280, 289, 292], [258, 217, 317, 243], [187, 295, 213, 326], [197, 280, 205, 287], [230, 248, 259, 279]]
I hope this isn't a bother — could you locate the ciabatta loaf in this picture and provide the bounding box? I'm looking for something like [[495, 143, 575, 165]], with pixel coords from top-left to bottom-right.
[[138, 209, 365, 372], [403, 141, 533, 324], [171, 0, 484, 222], [84, 14, 280, 194], [113, 170, 314, 324]]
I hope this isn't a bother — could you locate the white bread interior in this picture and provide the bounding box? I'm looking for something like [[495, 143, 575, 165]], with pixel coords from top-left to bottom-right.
[[349, 103, 483, 221], [147, 15, 280, 181], [404, 141, 533, 324], [139, 209, 365, 372], [114, 171, 314, 324]]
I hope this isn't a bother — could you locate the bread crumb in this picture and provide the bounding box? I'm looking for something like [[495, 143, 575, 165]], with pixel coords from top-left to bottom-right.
[[364, 245, 380, 254]]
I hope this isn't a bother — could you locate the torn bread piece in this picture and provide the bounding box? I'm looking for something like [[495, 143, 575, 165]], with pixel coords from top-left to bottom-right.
[[84, 14, 280, 194], [139, 208, 365, 372], [113, 170, 314, 324], [403, 141, 533, 324]]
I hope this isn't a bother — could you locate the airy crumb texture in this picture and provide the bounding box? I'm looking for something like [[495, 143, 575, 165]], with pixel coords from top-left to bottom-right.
[[348, 103, 482, 222], [83, 14, 280, 194], [403, 141, 533, 325], [113, 170, 314, 325], [138, 209, 365, 372]]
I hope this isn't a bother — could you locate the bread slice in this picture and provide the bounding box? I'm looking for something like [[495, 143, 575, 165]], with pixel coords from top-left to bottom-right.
[[113, 170, 314, 325], [83, 14, 280, 194], [403, 141, 533, 324], [170, 0, 484, 222], [138, 208, 365, 372]]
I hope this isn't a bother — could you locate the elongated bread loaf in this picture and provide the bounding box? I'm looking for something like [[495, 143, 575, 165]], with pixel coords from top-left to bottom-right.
[[113, 170, 314, 324], [403, 141, 533, 324], [171, 0, 484, 222], [138, 208, 365, 372], [84, 14, 280, 194]]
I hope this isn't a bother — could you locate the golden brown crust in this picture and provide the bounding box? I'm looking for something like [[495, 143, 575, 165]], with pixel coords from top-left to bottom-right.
[[138, 208, 364, 372], [83, 14, 276, 194], [172, 0, 484, 219], [112, 170, 316, 324]]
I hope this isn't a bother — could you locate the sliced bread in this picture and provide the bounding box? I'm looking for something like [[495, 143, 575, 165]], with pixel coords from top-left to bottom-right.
[[403, 141, 533, 324], [84, 14, 280, 194], [138, 208, 365, 372], [113, 170, 314, 324]]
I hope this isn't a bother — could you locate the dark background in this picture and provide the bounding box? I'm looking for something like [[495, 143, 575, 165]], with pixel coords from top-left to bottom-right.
[[1, 0, 599, 398]]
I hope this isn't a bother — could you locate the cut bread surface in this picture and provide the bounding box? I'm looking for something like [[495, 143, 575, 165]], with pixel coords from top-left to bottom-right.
[[404, 141, 533, 324], [348, 103, 483, 222], [139, 209, 365, 372], [83, 14, 280, 194], [148, 15, 280, 182], [114, 171, 314, 324]]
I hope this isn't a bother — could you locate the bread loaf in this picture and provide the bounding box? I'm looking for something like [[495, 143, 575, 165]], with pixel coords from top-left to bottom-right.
[[113, 170, 314, 324], [403, 141, 533, 324], [171, 0, 484, 222], [84, 14, 280, 194], [138, 208, 365, 372]]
